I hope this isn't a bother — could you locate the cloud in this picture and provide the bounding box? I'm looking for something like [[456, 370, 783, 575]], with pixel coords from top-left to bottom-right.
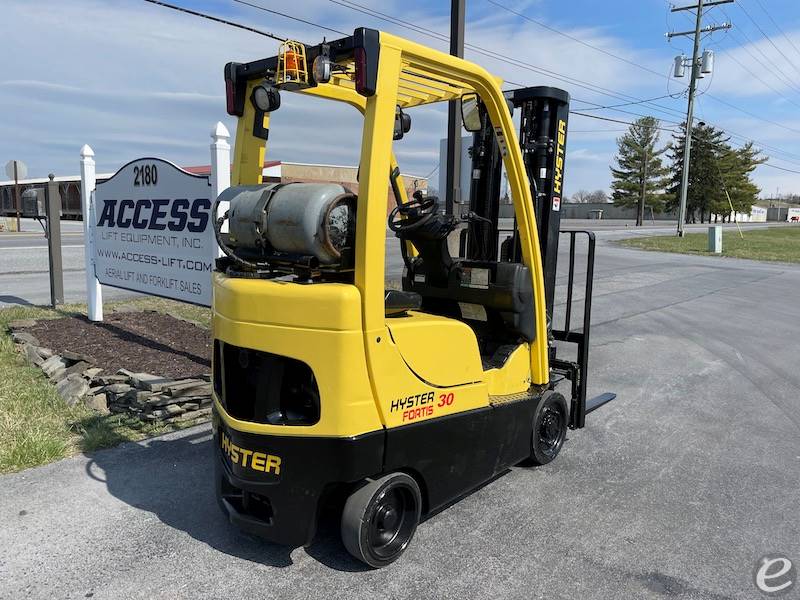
[[3, 0, 799, 197]]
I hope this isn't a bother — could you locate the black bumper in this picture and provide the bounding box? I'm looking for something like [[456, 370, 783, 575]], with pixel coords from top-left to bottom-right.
[[213, 410, 384, 547]]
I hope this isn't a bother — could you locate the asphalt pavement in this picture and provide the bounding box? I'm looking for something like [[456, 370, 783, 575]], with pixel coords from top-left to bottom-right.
[[1, 221, 799, 599]]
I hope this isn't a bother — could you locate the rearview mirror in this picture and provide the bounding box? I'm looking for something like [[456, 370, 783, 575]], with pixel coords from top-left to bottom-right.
[[394, 106, 412, 140], [460, 93, 482, 132]]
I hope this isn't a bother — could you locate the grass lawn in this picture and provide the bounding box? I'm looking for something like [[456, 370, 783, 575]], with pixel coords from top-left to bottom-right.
[[618, 226, 800, 264], [0, 297, 210, 474]]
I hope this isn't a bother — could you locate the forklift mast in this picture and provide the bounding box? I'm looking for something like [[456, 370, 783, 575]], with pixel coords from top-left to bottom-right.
[[511, 86, 570, 319], [465, 86, 569, 318], [464, 85, 614, 429]]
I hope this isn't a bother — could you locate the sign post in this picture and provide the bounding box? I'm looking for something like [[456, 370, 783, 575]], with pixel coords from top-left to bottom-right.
[[92, 158, 215, 306], [5, 160, 27, 232], [210, 122, 231, 248], [80, 145, 103, 321], [46, 174, 64, 307]]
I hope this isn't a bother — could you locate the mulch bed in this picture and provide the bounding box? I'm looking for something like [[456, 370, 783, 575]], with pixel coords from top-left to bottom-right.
[[26, 312, 211, 379]]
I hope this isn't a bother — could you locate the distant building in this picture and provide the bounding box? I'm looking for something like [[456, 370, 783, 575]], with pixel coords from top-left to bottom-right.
[[0, 160, 427, 220]]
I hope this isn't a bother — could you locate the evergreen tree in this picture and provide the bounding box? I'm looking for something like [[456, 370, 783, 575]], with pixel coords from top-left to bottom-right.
[[667, 123, 765, 222], [610, 116, 671, 223]]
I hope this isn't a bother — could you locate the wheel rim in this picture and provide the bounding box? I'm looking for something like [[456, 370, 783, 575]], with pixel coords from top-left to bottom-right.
[[537, 405, 565, 459], [367, 485, 417, 560]]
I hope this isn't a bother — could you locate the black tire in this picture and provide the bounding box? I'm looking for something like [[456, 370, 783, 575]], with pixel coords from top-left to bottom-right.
[[526, 391, 569, 466], [341, 472, 422, 568]]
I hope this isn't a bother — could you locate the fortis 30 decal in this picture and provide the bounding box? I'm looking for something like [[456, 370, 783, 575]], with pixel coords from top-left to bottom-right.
[[390, 390, 456, 422]]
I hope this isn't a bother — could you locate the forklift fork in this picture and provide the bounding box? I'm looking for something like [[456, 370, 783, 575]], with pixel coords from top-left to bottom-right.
[[550, 230, 615, 429]]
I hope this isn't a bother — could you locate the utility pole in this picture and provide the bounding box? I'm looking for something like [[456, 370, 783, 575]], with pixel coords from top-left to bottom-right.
[[445, 0, 465, 216], [668, 0, 731, 236], [13, 161, 20, 232], [638, 144, 648, 227]]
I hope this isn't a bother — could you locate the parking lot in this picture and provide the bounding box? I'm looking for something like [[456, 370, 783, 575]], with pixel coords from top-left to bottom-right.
[[1, 224, 799, 599]]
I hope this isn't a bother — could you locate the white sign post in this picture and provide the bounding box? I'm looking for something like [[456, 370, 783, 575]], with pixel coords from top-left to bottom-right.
[[210, 122, 231, 244], [92, 158, 216, 306], [80, 145, 103, 321]]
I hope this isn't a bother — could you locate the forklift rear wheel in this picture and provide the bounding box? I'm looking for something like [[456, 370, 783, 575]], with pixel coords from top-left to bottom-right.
[[527, 391, 568, 466], [341, 472, 422, 568]]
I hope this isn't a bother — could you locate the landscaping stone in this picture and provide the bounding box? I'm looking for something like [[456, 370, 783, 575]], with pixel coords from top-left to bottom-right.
[[61, 350, 94, 363], [104, 383, 132, 395], [83, 367, 103, 380], [121, 389, 154, 406], [96, 374, 128, 386], [144, 394, 174, 408], [11, 319, 212, 427], [130, 372, 173, 392], [165, 381, 211, 398], [56, 374, 89, 406], [163, 379, 204, 392], [50, 369, 68, 384], [60, 360, 91, 378], [12, 331, 39, 345], [41, 355, 68, 377], [8, 318, 37, 329], [166, 407, 212, 423], [23, 344, 45, 367], [84, 393, 109, 414], [164, 404, 185, 416]]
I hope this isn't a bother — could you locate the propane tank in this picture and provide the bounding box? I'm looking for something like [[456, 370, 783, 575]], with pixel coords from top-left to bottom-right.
[[219, 183, 356, 264]]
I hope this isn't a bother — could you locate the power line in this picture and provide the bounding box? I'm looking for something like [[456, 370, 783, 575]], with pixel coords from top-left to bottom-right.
[[720, 9, 800, 96], [570, 111, 680, 133], [751, 0, 800, 63], [329, 0, 691, 122], [330, 0, 800, 161], [574, 93, 684, 111], [472, 0, 800, 145], [485, 0, 676, 83], [719, 46, 800, 110], [231, 0, 347, 36], [760, 162, 800, 175], [142, 0, 287, 41], [734, 0, 800, 79], [149, 0, 800, 179], [706, 93, 800, 135]]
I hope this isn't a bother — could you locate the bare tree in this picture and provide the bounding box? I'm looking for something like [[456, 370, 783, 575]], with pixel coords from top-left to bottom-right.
[[587, 190, 608, 203], [570, 189, 592, 203]]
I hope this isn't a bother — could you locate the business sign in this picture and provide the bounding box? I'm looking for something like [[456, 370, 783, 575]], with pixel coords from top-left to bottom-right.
[[93, 158, 216, 306], [749, 205, 767, 223], [788, 207, 800, 222]]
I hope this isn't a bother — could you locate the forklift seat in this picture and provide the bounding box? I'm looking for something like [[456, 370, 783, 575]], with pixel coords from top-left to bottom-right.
[[402, 260, 536, 342], [385, 289, 423, 316]]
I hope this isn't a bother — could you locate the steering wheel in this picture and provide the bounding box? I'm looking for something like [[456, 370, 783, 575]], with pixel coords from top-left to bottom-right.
[[388, 192, 437, 234]]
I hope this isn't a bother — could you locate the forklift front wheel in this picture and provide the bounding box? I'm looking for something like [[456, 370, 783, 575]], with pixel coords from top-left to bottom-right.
[[341, 472, 422, 568], [526, 391, 568, 466]]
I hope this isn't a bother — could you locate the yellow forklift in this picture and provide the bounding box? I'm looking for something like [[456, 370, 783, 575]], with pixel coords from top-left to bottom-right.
[[212, 29, 614, 567]]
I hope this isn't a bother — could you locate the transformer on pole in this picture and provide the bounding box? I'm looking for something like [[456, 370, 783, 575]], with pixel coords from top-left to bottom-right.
[[667, 0, 732, 236]]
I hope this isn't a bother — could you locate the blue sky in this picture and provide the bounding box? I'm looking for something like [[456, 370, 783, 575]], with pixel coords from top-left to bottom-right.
[[3, 0, 800, 198]]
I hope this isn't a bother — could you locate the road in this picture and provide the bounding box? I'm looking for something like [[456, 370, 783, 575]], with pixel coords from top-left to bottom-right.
[[1, 222, 799, 599], [0, 220, 135, 307], [0, 217, 784, 307]]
